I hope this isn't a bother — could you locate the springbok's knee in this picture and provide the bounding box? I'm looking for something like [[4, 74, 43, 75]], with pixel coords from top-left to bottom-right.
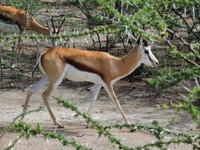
[[41, 92, 47, 100], [27, 76, 49, 94], [42, 91, 51, 103]]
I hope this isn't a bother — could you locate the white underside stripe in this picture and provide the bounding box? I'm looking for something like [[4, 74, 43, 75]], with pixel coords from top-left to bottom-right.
[[64, 64, 103, 85]]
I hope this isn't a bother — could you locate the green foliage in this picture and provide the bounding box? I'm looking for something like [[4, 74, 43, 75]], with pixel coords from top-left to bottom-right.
[[173, 86, 200, 127], [148, 66, 200, 92], [5, 120, 92, 150]]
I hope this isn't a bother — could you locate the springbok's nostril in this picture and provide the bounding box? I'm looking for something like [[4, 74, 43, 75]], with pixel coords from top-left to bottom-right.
[[156, 62, 159, 66]]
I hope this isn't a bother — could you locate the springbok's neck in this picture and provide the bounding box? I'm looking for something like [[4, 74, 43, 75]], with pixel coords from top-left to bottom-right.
[[31, 25, 49, 35], [115, 46, 142, 80], [29, 17, 50, 35]]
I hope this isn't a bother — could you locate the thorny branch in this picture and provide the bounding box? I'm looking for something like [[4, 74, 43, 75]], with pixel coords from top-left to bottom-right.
[[165, 39, 198, 66], [163, 28, 199, 66], [166, 28, 200, 61]]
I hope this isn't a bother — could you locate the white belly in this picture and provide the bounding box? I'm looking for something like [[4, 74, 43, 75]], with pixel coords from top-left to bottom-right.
[[0, 22, 19, 33], [64, 64, 103, 84]]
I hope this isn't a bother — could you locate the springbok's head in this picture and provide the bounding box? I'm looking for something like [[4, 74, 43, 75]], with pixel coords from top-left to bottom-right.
[[137, 38, 159, 67]]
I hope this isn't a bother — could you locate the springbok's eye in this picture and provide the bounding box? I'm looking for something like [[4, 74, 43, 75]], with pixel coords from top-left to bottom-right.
[[144, 49, 149, 54]]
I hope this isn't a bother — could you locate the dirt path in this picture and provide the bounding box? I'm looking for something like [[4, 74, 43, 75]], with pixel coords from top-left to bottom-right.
[[0, 80, 197, 149]]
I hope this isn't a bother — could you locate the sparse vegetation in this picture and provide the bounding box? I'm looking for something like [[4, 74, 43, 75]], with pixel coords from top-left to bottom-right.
[[0, 0, 199, 149]]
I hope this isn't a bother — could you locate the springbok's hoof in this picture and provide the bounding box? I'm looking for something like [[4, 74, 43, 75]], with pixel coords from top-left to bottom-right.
[[58, 125, 64, 128], [22, 104, 30, 107], [55, 122, 64, 128]]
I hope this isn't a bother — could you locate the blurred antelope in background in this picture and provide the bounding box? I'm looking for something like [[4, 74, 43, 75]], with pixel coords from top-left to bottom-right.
[[0, 5, 50, 34]]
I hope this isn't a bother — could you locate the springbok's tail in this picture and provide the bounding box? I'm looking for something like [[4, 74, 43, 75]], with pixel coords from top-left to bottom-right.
[[31, 54, 42, 78]]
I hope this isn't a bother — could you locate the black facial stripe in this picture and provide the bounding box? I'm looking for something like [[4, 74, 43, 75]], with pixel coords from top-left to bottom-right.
[[148, 54, 153, 63], [144, 48, 153, 63]]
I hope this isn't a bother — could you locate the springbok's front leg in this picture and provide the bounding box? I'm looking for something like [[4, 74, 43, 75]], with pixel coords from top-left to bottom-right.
[[104, 83, 130, 125], [42, 84, 64, 128], [42, 87, 63, 128], [41, 71, 66, 128]]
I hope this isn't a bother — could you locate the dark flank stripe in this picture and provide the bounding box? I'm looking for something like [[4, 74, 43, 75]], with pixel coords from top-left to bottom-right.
[[65, 58, 105, 80]]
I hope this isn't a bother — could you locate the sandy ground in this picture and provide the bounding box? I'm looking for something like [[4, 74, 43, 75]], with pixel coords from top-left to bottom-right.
[[0, 80, 197, 150]]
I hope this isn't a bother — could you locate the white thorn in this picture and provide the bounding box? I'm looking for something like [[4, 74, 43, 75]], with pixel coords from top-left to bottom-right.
[[173, 4, 176, 9], [127, 32, 137, 43], [59, 37, 63, 43], [92, 35, 96, 41], [8, 141, 12, 147], [84, 38, 89, 45], [69, 38, 74, 47], [45, 38, 49, 44], [192, 6, 195, 19], [69, 38, 74, 43], [194, 77, 199, 86], [93, 116, 99, 120], [125, 26, 128, 35], [179, 93, 187, 98], [184, 7, 187, 16], [182, 85, 191, 92], [46, 138, 50, 143]]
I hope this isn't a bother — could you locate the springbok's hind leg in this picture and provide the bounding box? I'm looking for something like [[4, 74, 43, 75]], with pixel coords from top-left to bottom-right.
[[87, 84, 101, 114], [22, 76, 48, 118], [83, 84, 101, 128]]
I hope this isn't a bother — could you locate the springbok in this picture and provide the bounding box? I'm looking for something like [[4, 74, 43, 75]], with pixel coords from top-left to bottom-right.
[[0, 5, 50, 34], [22, 37, 159, 128]]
